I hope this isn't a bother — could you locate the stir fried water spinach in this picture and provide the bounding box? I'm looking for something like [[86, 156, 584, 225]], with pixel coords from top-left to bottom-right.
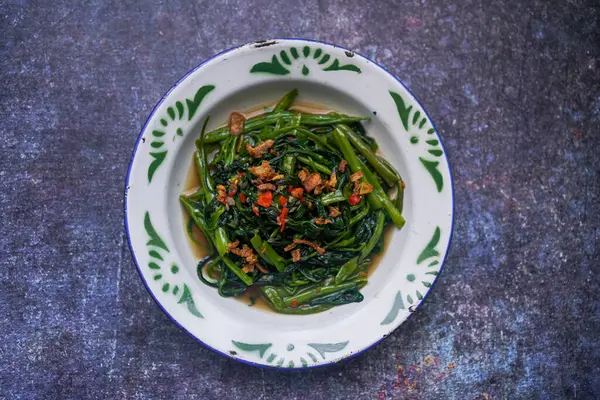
[[180, 89, 406, 314]]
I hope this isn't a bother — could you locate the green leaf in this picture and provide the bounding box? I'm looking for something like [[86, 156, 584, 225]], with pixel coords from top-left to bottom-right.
[[303, 46, 310, 57], [290, 47, 299, 59], [250, 55, 290, 75], [144, 211, 169, 252], [167, 107, 175, 120], [322, 59, 361, 73], [231, 341, 272, 358], [412, 110, 421, 125], [280, 50, 291, 65], [419, 157, 444, 192], [178, 284, 203, 318], [176, 101, 184, 119], [186, 85, 216, 121], [148, 262, 161, 270], [380, 291, 405, 325], [149, 250, 163, 260], [390, 91, 413, 131], [148, 151, 167, 183], [306, 341, 349, 359], [318, 54, 331, 65], [417, 227, 441, 264]]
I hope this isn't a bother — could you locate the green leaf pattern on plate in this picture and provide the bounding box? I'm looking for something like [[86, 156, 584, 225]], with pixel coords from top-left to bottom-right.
[[380, 226, 443, 324], [389, 91, 445, 192], [147, 85, 215, 184], [231, 340, 349, 367], [144, 212, 202, 318], [250, 46, 361, 76]]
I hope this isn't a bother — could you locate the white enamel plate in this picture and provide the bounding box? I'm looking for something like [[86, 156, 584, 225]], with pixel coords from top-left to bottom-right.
[[125, 39, 453, 368]]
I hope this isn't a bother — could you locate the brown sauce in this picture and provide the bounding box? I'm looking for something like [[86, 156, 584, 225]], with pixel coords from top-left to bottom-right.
[[181, 101, 393, 312]]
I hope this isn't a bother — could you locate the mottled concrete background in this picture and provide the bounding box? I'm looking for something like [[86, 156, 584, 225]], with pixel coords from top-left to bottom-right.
[[1, 0, 599, 399]]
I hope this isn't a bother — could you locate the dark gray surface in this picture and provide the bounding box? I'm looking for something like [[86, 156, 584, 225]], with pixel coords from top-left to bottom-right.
[[1, 0, 599, 399]]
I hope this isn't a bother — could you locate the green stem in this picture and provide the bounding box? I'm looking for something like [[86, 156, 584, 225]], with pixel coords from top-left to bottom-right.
[[356, 157, 405, 229], [196, 117, 215, 202], [282, 154, 296, 175], [331, 126, 383, 209], [335, 257, 359, 284], [281, 112, 302, 175], [289, 112, 302, 128], [268, 303, 334, 315], [337, 124, 400, 186], [250, 233, 287, 272], [193, 151, 204, 187], [234, 134, 244, 159], [261, 286, 286, 310], [283, 279, 365, 307], [395, 183, 404, 213], [207, 206, 225, 230], [214, 227, 253, 285], [330, 237, 355, 248], [179, 196, 215, 252], [297, 156, 332, 175], [273, 88, 298, 111], [223, 136, 237, 166], [320, 190, 347, 205], [326, 230, 352, 247], [349, 202, 370, 226], [378, 155, 403, 182], [262, 125, 325, 145], [186, 186, 204, 201], [202, 112, 369, 143], [360, 210, 385, 260]]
